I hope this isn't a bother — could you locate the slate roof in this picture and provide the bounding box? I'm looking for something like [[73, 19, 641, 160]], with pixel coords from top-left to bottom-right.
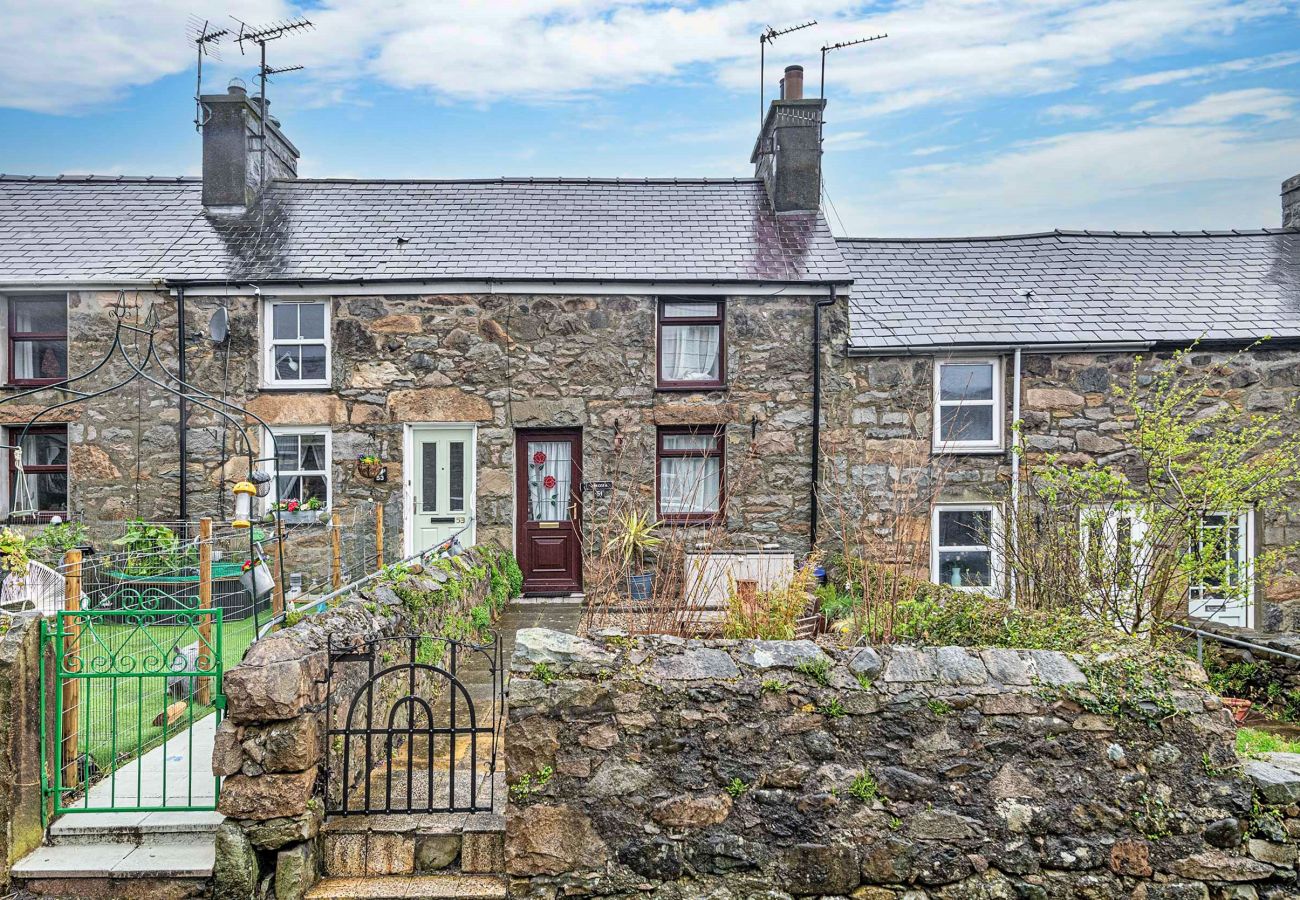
[[0, 175, 850, 285], [839, 230, 1300, 351]]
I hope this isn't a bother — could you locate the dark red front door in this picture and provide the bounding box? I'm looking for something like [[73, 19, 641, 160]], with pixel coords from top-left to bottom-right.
[[516, 429, 583, 594]]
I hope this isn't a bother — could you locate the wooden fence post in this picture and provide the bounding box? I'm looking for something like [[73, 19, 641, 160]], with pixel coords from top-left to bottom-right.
[[272, 517, 286, 619], [375, 503, 384, 573], [331, 511, 342, 589], [197, 517, 213, 707], [61, 549, 81, 788]]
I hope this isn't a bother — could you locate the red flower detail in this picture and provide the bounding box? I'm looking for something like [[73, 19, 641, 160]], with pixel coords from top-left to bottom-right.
[[543, 475, 557, 490], [286, 499, 301, 512], [532, 450, 547, 465]]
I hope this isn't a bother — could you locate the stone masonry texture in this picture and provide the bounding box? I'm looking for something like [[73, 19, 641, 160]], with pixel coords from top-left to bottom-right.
[[504, 627, 1300, 898]]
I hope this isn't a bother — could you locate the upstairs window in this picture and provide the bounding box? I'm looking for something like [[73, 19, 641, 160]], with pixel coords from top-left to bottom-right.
[[657, 426, 724, 523], [658, 299, 724, 389], [933, 358, 1002, 452], [931, 504, 998, 592], [8, 294, 67, 386], [8, 425, 68, 520], [268, 428, 331, 511], [265, 300, 330, 388]]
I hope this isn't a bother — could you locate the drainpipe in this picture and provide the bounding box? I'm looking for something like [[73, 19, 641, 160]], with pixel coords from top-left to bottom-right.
[[1008, 347, 1022, 607], [177, 284, 189, 521], [810, 286, 837, 552]]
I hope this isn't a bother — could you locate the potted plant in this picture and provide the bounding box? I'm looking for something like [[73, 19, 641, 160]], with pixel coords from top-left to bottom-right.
[[604, 510, 661, 601], [266, 497, 327, 525], [240, 556, 276, 599], [357, 454, 382, 478]]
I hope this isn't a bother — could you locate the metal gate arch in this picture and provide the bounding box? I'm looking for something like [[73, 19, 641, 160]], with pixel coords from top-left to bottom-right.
[[44, 606, 224, 815], [325, 633, 501, 815]]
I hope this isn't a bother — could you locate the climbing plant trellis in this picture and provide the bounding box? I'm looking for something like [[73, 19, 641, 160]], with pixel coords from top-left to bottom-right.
[[0, 296, 292, 814]]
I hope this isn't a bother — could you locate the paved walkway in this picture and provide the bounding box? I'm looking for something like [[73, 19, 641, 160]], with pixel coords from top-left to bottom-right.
[[67, 711, 218, 813]]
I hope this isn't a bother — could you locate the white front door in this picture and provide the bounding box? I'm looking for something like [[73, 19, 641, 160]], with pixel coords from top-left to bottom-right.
[[1189, 511, 1254, 629], [408, 426, 475, 554]]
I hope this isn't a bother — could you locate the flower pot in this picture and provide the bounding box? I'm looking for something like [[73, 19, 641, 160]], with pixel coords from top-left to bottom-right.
[[627, 572, 654, 602], [240, 562, 275, 599], [1222, 697, 1252, 725]]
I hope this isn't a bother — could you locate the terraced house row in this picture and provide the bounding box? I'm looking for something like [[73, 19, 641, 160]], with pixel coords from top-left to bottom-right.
[[1, 66, 1299, 627]]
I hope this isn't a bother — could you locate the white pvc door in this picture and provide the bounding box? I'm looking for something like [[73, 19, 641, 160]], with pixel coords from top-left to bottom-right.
[[409, 426, 475, 554]]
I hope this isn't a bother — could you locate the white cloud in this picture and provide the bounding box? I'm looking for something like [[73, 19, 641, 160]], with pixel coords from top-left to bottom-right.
[[1107, 49, 1300, 92], [0, 0, 1292, 115], [850, 90, 1300, 235], [1042, 103, 1101, 121], [1151, 87, 1295, 125]]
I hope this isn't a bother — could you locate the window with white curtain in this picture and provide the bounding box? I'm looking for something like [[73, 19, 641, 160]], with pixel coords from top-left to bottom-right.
[[7, 294, 67, 386], [264, 300, 330, 387], [7, 425, 67, 519], [658, 299, 724, 388], [933, 358, 1002, 452], [267, 428, 331, 509], [657, 427, 724, 523]]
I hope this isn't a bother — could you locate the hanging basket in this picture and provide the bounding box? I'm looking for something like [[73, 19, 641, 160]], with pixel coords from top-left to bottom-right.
[[357, 457, 382, 479], [240, 560, 276, 599]]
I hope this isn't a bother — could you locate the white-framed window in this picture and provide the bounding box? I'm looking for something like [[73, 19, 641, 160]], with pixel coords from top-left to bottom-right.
[[263, 299, 330, 388], [931, 503, 999, 592], [265, 427, 332, 511], [1188, 511, 1254, 628], [933, 357, 1002, 452], [1079, 505, 1150, 594]]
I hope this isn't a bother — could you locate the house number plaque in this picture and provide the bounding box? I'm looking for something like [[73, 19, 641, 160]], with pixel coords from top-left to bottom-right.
[[584, 480, 613, 499]]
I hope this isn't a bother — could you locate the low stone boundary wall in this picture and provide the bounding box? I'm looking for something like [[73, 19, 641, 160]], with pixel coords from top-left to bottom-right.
[[505, 629, 1300, 898], [212, 547, 508, 900], [0, 613, 48, 890]]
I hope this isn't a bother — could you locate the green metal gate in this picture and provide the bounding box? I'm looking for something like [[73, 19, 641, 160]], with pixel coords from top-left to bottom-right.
[[42, 607, 224, 814]]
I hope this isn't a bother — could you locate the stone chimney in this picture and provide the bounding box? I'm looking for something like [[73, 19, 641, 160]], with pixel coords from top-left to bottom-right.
[[751, 64, 824, 214], [1284, 173, 1300, 228], [200, 83, 299, 213]]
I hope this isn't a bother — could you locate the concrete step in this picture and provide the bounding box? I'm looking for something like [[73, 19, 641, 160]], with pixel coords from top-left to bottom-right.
[[307, 874, 507, 899], [12, 839, 214, 880], [48, 810, 224, 845]]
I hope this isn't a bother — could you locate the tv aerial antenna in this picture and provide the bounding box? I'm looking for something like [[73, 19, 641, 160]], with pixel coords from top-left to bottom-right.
[[759, 20, 817, 126], [819, 33, 888, 99], [188, 17, 231, 132], [230, 15, 314, 187]]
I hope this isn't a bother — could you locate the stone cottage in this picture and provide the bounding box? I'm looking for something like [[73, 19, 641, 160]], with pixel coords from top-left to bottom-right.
[[0, 64, 1298, 621], [830, 225, 1300, 629], [0, 72, 850, 595]]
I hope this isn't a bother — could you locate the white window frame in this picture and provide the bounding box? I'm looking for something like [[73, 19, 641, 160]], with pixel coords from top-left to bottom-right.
[[262, 299, 331, 389], [931, 503, 1001, 593], [1188, 510, 1255, 628], [264, 427, 333, 512], [932, 357, 1003, 453]]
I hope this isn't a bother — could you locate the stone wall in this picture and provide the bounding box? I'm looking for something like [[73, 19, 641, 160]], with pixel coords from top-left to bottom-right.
[[0, 613, 49, 889], [505, 627, 1300, 898], [822, 346, 1300, 624], [211, 546, 504, 900]]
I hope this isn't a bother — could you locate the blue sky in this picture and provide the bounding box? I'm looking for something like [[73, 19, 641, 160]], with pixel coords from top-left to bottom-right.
[[1, 1, 1298, 236]]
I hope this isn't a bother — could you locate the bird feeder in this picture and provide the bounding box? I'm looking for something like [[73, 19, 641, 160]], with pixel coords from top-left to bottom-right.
[[232, 481, 257, 529], [250, 469, 273, 498]]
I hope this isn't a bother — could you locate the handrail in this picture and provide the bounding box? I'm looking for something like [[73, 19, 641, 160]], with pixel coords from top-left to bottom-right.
[[255, 524, 472, 640], [1165, 621, 1300, 666]]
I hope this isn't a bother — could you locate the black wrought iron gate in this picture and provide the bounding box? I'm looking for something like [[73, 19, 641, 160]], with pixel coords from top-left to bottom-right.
[[324, 633, 502, 815]]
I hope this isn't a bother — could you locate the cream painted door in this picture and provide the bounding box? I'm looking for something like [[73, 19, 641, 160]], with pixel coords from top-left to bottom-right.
[[409, 426, 475, 554]]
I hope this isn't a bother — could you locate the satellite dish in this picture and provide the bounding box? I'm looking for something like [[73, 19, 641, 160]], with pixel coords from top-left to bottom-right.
[[208, 307, 229, 342]]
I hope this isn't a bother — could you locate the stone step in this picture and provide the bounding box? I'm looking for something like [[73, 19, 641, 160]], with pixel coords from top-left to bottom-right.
[[12, 839, 214, 880], [306, 874, 506, 899], [47, 810, 224, 846], [322, 813, 505, 877]]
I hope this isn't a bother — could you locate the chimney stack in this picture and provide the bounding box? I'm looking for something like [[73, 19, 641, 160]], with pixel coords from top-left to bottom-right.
[[1284, 173, 1300, 228], [751, 64, 824, 214], [200, 82, 300, 214]]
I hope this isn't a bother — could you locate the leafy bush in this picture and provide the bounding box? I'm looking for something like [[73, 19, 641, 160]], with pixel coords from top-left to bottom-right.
[[111, 521, 195, 577], [1203, 650, 1300, 723], [27, 520, 88, 563]]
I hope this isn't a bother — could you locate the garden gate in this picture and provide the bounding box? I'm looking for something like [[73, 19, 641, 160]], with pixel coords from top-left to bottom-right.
[[44, 602, 224, 814], [325, 633, 502, 815]]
